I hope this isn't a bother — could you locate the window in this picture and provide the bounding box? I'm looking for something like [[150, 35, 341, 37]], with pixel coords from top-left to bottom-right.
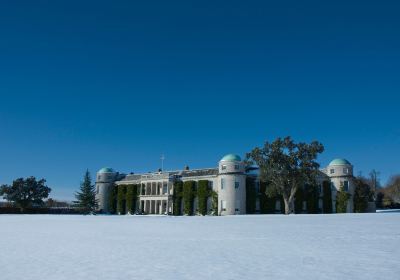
[[97, 175, 100, 181], [235, 181, 240, 189], [255, 181, 260, 193], [235, 200, 240, 212], [221, 178, 225, 190], [96, 185, 99, 194], [234, 165, 240, 170], [163, 182, 168, 194], [208, 181, 213, 189], [221, 165, 227, 170], [330, 169, 335, 174], [343, 168, 349, 174], [221, 200, 227, 211], [343, 181, 349, 192]]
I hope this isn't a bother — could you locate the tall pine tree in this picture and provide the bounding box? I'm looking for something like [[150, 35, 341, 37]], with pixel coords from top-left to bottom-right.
[[74, 170, 98, 214]]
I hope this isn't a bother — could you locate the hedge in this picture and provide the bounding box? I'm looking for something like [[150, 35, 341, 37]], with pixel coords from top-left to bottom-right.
[[0, 207, 79, 215]]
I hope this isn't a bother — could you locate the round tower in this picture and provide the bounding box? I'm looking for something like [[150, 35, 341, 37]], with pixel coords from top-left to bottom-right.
[[327, 159, 354, 213], [217, 154, 246, 215], [96, 167, 117, 213]]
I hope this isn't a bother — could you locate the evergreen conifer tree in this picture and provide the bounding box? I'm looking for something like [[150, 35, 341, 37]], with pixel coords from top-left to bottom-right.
[[74, 170, 98, 214]]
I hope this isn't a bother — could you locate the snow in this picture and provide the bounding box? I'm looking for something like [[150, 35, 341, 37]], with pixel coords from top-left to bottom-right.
[[0, 213, 399, 280]]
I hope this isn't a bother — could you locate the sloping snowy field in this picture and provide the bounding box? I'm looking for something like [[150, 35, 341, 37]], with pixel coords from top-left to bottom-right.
[[0, 213, 399, 280]]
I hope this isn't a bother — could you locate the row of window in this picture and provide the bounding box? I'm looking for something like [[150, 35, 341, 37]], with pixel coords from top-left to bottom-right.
[[220, 200, 240, 212], [220, 178, 240, 190], [330, 168, 350, 175], [221, 164, 241, 171]]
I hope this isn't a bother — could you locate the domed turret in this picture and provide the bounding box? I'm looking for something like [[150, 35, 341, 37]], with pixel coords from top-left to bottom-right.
[[219, 154, 245, 174], [326, 158, 355, 213], [98, 167, 115, 173], [221, 154, 242, 162], [96, 167, 118, 213], [329, 159, 351, 166], [327, 159, 353, 177], [218, 154, 246, 215]]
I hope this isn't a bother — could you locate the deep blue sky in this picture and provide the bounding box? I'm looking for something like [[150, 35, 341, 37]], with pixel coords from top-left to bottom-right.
[[1, 0, 399, 200]]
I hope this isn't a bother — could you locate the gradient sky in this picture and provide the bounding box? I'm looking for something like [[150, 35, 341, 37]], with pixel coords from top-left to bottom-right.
[[0, 0, 399, 200]]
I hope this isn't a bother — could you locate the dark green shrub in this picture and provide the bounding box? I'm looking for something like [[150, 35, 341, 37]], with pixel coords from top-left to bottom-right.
[[322, 181, 333, 214]]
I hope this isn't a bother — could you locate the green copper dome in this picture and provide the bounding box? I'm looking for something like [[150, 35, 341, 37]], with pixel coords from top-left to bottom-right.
[[329, 159, 351, 166], [221, 154, 242, 162], [98, 167, 115, 173]]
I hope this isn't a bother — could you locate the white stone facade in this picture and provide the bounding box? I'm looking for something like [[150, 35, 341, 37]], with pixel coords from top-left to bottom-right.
[[95, 156, 368, 215]]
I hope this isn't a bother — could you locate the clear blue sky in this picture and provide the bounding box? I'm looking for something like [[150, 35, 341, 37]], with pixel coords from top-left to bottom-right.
[[0, 0, 399, 200]]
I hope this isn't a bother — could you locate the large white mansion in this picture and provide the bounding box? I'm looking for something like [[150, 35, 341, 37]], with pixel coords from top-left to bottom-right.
[[96, 154, 373, 215]]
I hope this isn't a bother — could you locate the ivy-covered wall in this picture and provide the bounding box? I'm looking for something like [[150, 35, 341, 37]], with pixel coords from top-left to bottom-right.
[[183, 181, 196, 215], [126, 184, 138, 214], [197, 180, 209, 216], [108, 184, 117, 214], [211, 190, 218, 216], [117, 185, 127, 215], [173, 181, 183, 216], [336, 187, 350, 213], [246, 177, 257, 214], [306, 184, 319, 214], [322, 181, 333, 214]]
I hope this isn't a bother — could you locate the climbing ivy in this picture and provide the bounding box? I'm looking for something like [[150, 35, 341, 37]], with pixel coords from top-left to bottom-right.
[[173, 181, 183, 216], [211, 190, 218, 216], [108, 184, 117, 214], [246, 177, 257, 214], [336, 187, 350, 213], [126, 184, 138, 214], [197, 180, 209, 216], [117, 185, 127, 215], [306, 184, 319, 214], [322, 181, 333, 214], [183, 181, 196, 215]]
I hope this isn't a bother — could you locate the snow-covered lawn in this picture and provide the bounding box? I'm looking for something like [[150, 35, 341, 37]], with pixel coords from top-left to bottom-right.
[[0, 213, 399, 280]]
